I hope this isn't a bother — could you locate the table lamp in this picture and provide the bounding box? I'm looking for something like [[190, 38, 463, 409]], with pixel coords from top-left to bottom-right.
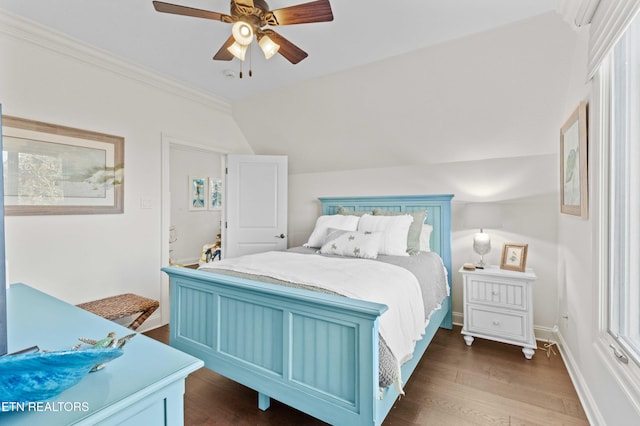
[[464, 203, 502, 268]]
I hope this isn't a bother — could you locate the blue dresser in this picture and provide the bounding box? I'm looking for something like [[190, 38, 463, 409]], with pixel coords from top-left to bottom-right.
[[1, 284, 203, 425]]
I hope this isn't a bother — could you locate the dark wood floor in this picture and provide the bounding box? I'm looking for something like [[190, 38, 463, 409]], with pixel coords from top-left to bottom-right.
[[144, 325, 589, 425]]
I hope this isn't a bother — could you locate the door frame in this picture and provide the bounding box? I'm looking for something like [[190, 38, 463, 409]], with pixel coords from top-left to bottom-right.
[[160, 133, 228, 326]]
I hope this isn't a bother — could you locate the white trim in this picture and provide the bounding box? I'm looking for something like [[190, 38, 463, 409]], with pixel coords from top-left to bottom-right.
[[0, 8, 231, 114], [554, 329, 606, 425]]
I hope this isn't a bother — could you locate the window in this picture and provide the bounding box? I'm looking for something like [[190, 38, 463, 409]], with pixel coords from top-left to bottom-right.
[[598, 9, 640, 382], [607, 12, 640, 364]]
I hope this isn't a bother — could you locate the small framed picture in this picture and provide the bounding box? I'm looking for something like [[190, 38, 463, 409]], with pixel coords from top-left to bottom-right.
[[500, 243, 528, 272], [208, 177, 222, 211], [188, 176, 207, 211]]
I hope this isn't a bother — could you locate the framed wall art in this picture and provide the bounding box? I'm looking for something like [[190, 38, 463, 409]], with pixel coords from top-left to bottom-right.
[[500, 243, 528, 272], [1, 116, 124, 215], [188, 176, 207, 211], [208, 177, 222, 211], [560, 102, 588, 218]]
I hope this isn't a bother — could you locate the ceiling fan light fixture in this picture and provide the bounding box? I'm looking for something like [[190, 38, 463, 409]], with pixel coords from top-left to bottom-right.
[[231, 21, 254, 46], [227, 41, 248, 61], [258, 35, 280, 59]]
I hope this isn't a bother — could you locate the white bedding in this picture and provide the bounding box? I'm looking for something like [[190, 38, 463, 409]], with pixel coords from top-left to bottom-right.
[[200, 251, 426, 370]]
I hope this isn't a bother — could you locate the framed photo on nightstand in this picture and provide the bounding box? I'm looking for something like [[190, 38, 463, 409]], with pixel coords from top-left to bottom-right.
[[500, 243, 528, 272]]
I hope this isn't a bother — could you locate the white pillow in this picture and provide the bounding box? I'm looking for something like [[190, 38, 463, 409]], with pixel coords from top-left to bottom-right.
[[357, 214, 413, 256], [304, 215, 360, 248], [420, 224, 433, 252], [320, 231, 381, 259]]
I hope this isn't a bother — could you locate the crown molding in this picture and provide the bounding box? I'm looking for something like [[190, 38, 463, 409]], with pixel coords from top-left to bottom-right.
[[0, 8, 232, 114]]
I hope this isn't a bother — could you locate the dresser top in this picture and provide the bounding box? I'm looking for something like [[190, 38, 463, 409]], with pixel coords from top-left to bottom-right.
[[2, 283, 203, 425]]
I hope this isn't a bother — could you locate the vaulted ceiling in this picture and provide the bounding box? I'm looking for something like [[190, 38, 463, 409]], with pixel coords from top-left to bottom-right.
[[0, 0, 558, 101]]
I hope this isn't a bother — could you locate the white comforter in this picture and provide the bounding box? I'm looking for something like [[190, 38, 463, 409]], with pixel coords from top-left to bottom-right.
[[200, 251, 425, 368]]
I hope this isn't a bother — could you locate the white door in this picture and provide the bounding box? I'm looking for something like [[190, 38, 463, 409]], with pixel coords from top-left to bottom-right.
[[224, 154, 288, 258]]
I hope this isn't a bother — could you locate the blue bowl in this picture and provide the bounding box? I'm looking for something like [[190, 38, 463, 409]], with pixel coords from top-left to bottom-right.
[[0, 348, 123, 405]]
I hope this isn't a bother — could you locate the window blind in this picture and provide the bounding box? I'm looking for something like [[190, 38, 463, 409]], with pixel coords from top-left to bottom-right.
[[588, 0, 640, 78]]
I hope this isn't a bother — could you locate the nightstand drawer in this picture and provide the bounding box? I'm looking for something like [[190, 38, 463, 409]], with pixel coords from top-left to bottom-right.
[[466, 305, 528, 342], [466, 278, 527, 311]]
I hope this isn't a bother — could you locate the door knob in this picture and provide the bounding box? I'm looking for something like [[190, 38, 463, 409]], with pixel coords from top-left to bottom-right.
[[275, 234, 286, 239]]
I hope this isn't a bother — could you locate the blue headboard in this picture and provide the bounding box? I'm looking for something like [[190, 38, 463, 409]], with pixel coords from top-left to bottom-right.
[[318, 194, 454, 282]]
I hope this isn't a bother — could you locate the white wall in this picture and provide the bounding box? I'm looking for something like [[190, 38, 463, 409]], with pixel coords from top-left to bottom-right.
[[0, 12, 252, 329], [233, 12, 576, 175]]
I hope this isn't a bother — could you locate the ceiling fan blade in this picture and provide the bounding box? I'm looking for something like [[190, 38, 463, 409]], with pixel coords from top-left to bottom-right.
[[152, 1, 232, 22], [213, 35, 236, 61], [264, 30, 308, 64], [267, 0, 333, 26]]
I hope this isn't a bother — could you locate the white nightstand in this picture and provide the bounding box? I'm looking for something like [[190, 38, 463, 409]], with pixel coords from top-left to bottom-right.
[[459, 265, 537, 359]]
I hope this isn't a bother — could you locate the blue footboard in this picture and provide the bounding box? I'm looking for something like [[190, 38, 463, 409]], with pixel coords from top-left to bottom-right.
[[164, 266, 388, 425]]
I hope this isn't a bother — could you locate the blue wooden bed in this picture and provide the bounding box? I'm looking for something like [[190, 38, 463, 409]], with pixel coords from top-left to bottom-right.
[[162, 194, 453, 425]]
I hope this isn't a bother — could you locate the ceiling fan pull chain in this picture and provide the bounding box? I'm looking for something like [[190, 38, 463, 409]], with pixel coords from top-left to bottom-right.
[[249, 44, 253, 77], [239, 58, 243, 79]]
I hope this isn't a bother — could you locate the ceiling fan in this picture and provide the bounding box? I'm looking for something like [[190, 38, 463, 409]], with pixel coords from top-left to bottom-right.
[[152, 0, 334, 65]]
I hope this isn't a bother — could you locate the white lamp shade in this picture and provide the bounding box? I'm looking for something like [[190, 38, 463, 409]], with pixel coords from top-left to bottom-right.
[[258, 35, 280, 59], [227, 42, 248, 61], [464, 203, 502, 230], [231, 21, 254, 46], [473, 232, 492, 256]]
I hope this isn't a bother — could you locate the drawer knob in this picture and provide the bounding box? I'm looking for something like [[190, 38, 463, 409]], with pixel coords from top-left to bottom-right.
[[492, 320, 500, 326], [492, 290, 499, 296]]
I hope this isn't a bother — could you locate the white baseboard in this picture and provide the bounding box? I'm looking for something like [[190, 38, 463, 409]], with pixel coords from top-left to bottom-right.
[[553, 328, 605, 425], [452, 311, 464, 326]]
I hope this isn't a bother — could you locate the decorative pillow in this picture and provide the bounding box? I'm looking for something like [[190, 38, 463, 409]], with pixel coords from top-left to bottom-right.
[[337, 206, 370, 216], [357, 214, 413, 256], [420, 224, 433, 252], [372, 209, 427, 255], [320, 231, 381, 259], [304, 215, 360, 248]]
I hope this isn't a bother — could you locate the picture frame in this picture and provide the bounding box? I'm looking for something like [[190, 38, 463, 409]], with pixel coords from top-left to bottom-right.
[[208, 177, 222, 211], [560, 102, 588, 218], [500, 243, 528, 272], [1, 115, 124, 215], [188, 176, 207, 211]]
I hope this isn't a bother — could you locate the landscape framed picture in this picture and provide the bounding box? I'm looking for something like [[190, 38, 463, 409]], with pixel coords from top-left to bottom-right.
[[560, 102, 588, 218], [500, 243, 528, 272], [1, 115, 124, 215]]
